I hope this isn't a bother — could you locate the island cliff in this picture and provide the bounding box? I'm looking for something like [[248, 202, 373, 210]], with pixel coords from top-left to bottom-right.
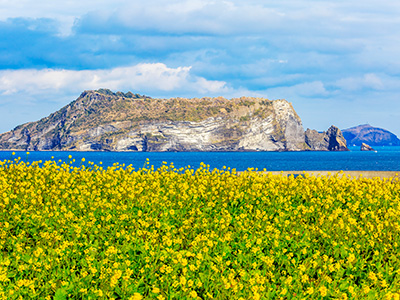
[[0, 89, 307, 151], [0, 89, 347, 152]]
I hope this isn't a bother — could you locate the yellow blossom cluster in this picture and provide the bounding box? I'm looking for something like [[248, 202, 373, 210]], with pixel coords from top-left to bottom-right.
[[0, 157, 400, 299]]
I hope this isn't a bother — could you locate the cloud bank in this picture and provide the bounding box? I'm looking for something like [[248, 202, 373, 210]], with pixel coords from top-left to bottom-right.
[[0, 63, 228, 96]]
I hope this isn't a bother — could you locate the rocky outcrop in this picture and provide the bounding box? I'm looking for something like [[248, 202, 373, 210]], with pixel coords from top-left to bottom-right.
[[342, 124, 400, 146], [0, 89, 309, 152], [305, 129, 328, 151], [305, 125, 349, 151], [326, 126, 349, 151], [361, 143, 375, 151]]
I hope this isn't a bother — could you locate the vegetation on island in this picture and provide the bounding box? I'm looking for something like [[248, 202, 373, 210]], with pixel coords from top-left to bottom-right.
[[0, 155, 399, 299], [34, 89, 277, 133]]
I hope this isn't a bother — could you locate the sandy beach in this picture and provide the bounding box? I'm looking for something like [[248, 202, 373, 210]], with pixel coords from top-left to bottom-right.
[[267, 170, 400, 179]]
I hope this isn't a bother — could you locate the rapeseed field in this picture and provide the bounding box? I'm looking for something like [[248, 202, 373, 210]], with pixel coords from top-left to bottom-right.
[[0, 155, 399, 299]]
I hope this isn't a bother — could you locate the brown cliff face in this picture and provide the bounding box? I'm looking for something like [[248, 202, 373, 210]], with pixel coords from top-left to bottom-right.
[[305, 125, 349, 151], [304, 129, 328, 151]]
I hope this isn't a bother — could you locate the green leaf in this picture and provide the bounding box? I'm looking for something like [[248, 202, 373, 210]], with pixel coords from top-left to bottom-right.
[[339, 282, 349, 291], [54, 288, 67, 300]]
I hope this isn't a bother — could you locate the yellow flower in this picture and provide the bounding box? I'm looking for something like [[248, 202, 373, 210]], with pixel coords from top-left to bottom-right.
[[180, 276, 187, 286], [130, 293, 143, 300], [363, 286, 370, 294], [348, 286, 355, 294], [306, 286, 314, 295], [381, 279, 389, 288], [181, 258, 188, 266], [319, 286, 328, 297], [253, 292, 260, 300], [301, 274, 309, 283], [2, 158, 400, 298], [348, 253, 356, 264], [368, 272, 378, 281], [189, 290, 198, 298]]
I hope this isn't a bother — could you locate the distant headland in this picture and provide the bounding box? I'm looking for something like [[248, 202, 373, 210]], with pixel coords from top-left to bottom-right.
[[342, 124, 400, 147]]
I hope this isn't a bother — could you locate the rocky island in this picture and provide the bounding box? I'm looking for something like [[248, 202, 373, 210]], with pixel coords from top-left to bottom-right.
[[361, 143, 376, 151], [0, 89, 348, 152]]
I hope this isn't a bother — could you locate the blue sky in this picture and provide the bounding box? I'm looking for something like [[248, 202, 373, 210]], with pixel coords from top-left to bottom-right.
[[1, 0, 400, 136]]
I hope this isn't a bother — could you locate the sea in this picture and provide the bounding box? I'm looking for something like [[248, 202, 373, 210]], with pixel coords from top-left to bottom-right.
[[1, 146, 400, 171]]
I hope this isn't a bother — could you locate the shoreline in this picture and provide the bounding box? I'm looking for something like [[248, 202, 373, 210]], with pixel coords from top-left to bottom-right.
[[266, 170, 400, 179]]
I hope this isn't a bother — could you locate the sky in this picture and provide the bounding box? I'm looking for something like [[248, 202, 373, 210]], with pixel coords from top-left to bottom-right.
[[1, 0, 400, 136]]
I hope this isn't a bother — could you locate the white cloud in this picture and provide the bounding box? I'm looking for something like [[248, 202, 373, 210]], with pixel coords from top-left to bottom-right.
[[294, 81, 329, 97], [76, 0, 286, 36], [265, 80, 329, 100], [71, 0, 400, 39], [0, 63, 229, 98], [335, 73, 384, 91], [3, 0, 400, 38]]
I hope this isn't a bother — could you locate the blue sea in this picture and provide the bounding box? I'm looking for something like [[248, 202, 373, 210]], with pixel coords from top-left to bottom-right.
[[1, 146, 400, 171]]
